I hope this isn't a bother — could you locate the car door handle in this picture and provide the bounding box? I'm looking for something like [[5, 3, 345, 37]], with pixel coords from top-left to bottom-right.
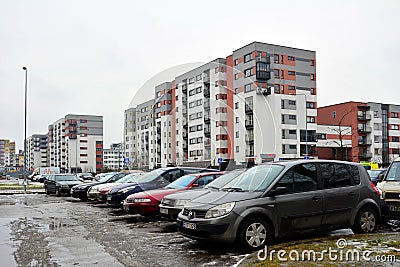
[[312, 196, 322, 201], [348, 192, 356, 197]]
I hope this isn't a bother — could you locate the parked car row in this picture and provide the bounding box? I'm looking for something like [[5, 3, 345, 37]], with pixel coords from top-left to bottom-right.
[[44, 160, 394, 251]]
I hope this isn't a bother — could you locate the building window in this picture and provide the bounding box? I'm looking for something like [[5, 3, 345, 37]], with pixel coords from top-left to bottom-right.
[[188, 77, 195, 84], [289, 145, 297, 150], [306, 102, 315, 109], [310, 88, 316, 95], [289, 115, 296, 120], [288, 71, 295, 76], [310, 59, 315, 66], [333, 111, 336, 118], [392, 125, 399, 130], [274, 69, 279, 78], [244, 68, 253, 77], [244, 83, 253, 93], [234, 88, 239, 94], [196, 74, 202, 81], [307, 116, 316, 123], [244, 53, 252, 63], [310, 74, 315, 80], [373, 110, 379, 118], [274, 54, 279, 63], [234, 59, 239, 65], [234, 73, 239, 80], [374, 135, 380, 143], [393, 149, 400, 154], [235, 117, 239, 124], [392, 112, 399, 118], [288, 56, 295, 61], [236, 146, 239, 152], [236, 131, 239, 138], [288, 85, 295, 90]]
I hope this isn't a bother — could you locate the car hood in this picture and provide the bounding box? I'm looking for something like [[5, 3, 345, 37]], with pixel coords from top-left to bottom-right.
[[109, 183, 139, 193], [95, 183, 120, 191], [187, 190, 262, 206], [126, 188, 181, 201], [58, 181, 83, 186], [164, 189, 213, 201], [377, 181, 400, 191]]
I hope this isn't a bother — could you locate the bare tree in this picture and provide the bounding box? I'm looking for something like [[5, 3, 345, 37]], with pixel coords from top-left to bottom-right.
[[326, 108, 355, 161]]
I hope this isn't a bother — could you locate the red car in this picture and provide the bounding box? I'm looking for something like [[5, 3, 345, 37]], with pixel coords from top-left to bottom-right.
[[122, 172, 224, 216]]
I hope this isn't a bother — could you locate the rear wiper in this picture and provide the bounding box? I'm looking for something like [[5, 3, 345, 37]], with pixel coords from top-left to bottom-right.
[[222, 187, 245, 192]]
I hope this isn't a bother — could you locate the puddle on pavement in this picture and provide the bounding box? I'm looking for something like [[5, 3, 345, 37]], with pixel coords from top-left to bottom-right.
[[0, 218, 17, 267]]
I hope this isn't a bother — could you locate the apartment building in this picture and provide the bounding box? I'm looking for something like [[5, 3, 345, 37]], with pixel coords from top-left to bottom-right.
[[26, 134, 47, 171], [124, 41, 318, 169], [103, 143, 124, 171], [317, 101, 400, 165], [231, 42, 317, 166], [0, 139, 16, 167], [48, 114, 103, 173]]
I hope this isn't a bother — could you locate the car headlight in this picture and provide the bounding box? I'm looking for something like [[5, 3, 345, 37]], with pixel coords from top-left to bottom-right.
[[120, 186, 136, 194], [133, 198, 151, 203], [175, 199, 188, 206], [90, 187, 99, 193], [205, 202, 235, 219]]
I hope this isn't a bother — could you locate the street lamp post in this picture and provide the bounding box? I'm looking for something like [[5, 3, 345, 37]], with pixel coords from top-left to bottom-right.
[[22, 67, 28, 193]]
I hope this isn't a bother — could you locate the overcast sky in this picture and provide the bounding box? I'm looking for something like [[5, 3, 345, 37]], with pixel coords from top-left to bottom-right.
[[1, 0, 399, 151]]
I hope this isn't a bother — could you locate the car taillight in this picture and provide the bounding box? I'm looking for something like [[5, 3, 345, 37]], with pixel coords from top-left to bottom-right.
[[370, 181, 380, 196]]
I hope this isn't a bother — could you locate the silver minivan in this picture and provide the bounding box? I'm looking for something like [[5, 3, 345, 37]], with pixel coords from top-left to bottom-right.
[[177, 160, 381, 250]]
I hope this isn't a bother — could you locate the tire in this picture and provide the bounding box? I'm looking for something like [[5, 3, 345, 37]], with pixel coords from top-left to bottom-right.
[[238, 217, 269, 251], [352, 208, 377, 234], [55, 187, 61, 197], [45, 186, 50, 195]]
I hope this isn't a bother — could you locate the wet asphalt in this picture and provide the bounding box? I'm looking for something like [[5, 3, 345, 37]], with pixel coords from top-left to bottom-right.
[[0, 194, 396, 267]]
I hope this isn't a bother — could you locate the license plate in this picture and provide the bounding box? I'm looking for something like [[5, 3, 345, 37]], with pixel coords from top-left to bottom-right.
[[182, 221, 196, 230], [160, 208, 168, 215], [389, 205, 400, 212], [107, 196, 112, 201]]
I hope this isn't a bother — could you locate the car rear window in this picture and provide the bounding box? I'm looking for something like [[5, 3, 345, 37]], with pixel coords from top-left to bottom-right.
[[320, 163, 360, 188]]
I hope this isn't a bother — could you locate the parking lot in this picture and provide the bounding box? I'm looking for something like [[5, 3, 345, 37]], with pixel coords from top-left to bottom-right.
[[0, 194, 250, 266], [1, 193, 400, 266]]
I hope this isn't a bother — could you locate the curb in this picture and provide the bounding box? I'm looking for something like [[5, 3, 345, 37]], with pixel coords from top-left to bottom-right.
[[0, 190, 46, 195]]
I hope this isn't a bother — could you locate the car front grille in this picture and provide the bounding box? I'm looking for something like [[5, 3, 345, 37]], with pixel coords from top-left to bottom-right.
[[182, 208, 207, 219], [386, 192, 400, 200]]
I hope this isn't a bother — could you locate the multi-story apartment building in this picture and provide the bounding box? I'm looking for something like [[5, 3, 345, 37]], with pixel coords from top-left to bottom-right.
[[231, 42, 317, 166], [0, 139, 16, 167], [173, 59, 230, 168], [103, 143, 124, 171], [26, 134, 47, 171], [48, 114, 103, 173], [136, 100, 155, 170], [317, 101, 400, 165], [124, 41, 318, 170]]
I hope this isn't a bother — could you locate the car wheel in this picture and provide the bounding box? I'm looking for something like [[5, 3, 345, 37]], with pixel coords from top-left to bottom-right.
[[352, 208, 377, 234], [55, 187, 61, 197], [238, 217, 269, 251], [45, 186, 50, 195]]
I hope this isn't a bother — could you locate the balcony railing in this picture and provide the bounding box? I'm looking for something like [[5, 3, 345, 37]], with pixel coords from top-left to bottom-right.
[[358, 114, 371, 120], [358, 126, 372, 133]]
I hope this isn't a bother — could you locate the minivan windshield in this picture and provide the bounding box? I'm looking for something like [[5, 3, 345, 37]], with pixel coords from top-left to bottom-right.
[[221, 165, 284, 192], [205, 170, 245, 189], [386, 162, 400, 181]]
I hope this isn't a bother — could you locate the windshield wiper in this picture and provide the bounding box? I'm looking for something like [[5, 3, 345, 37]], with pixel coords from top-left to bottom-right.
[[206, 186, 220, 190], [222, 187, 245, 192]]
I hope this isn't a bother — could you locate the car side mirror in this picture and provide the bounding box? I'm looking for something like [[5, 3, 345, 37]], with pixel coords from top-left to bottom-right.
[[379, 174, 385, 182], [268, 187, 287, 197]]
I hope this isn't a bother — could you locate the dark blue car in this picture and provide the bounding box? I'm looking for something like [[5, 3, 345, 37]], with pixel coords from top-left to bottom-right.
[[106, 167, 218, 206]]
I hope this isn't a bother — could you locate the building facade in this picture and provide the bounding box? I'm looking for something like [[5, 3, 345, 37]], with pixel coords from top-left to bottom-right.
[[0, 139, 16, 167], [48, 114, 104, 173], [103, 143, 124, 171], [124, 41, 318, 170], [26, 134, 47, 171], [317, 101, 400, 165]]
